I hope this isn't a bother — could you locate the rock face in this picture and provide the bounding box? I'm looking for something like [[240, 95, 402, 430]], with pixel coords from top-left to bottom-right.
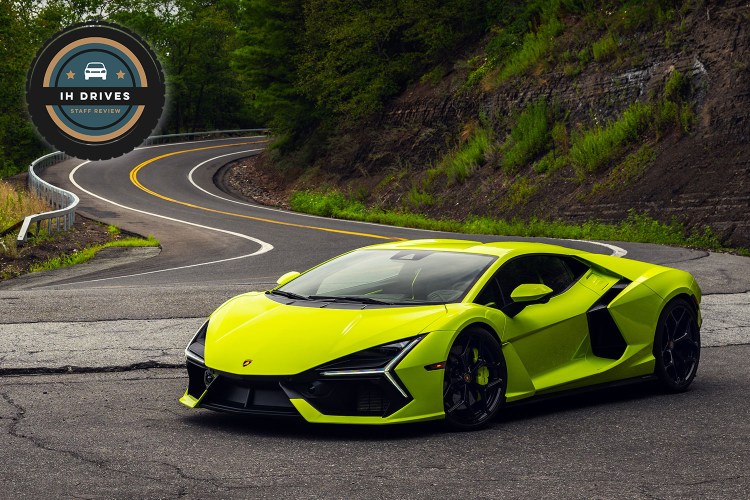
[[253, 3, 750, 247], [380, 4, 749, 246]]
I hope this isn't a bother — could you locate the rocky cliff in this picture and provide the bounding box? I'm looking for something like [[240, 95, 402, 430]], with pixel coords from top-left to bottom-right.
[[247, 2, 750, 247]]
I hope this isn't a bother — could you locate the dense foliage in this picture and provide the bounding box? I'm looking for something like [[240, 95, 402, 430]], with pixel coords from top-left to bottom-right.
[[1, 0, 255, 177], [0, 0, 686, 177], [0, 0, 497, 177]]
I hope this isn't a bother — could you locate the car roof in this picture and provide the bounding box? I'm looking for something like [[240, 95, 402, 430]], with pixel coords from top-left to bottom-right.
[[363, 239, 585, 260]]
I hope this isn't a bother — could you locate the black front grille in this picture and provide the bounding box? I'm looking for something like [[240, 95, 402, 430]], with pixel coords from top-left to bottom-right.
[[186, 361, 299, 416], [186, 361, 409, 418], [284, 375, 407, 417], [356, 383, 389, 415], [203, 376, 295, 413]]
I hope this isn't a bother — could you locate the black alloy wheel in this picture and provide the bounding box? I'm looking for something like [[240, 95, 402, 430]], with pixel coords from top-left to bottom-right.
[[654, 298, 701, 392], [443, 327, 506, 430]]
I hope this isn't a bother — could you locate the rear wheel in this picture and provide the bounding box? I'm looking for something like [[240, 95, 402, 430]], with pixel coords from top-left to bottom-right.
[[654, 298, 700, 392], [443, 327, 506, 430]]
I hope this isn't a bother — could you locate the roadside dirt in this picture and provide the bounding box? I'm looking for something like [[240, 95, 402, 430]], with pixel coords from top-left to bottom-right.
[[0, 216, 124, 280], [218, 157, 291, 209]]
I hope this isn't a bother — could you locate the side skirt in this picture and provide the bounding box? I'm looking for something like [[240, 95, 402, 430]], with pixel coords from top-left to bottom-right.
[[504, 374, 658, 408]]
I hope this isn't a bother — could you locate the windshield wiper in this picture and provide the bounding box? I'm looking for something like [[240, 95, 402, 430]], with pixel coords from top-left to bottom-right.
[[267, 290, 309, 301], [308, 295, 392, 305]]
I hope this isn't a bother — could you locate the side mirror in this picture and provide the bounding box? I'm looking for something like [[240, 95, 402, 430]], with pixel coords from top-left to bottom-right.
[[510, 283, 553, 303], [503, 283, 553, 318], [276, 271, 301, 286]]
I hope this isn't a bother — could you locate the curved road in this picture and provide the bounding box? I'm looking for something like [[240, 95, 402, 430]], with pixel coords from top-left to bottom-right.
[[1, 137, 749, 498], [53, 137, 626, 288], [7, 136, 743, 292]]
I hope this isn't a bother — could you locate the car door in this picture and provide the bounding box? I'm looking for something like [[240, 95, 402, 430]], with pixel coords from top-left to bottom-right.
[[478, 254, 600, 392]]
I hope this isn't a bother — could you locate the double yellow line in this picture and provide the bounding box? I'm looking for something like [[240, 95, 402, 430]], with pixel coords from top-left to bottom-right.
[[129, 141, 399, 241]]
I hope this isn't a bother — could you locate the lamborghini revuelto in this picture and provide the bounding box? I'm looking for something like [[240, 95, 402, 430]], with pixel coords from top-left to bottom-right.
[[180, 240, 701, 429]]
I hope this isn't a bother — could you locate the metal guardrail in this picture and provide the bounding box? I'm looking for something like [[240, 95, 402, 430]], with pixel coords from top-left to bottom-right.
[[16, 129, 270, 245], [17, 151, 79, 245], [141, 128, 270, 146]]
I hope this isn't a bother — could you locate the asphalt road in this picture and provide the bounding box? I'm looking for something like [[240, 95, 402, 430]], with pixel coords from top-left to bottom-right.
[[1, 137, 749, 498], [1, 347, 748, 499]]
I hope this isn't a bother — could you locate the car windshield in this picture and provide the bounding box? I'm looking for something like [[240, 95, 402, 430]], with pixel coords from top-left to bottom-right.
[[276, 249, 496, 305], [87, 63, 104, 68]]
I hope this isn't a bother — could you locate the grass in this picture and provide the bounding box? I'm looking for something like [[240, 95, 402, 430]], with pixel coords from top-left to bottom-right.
[[592, 32, 619, 62], [29, 236, 160, 273], [664, 69, 689, 101], [569, 101, 653, 177], [1, 181, 48, 232], [498, 16, 565, 82], [502, 101, 550, 172], [289, 190, 740, 252], [1, 181, 50, 259], [406, 187, 433, 209], [656, 69, 696, 134], [0, 234, 20, 259], [590, 145, 656, 195], [533, 151, 567, 175], [435, 127, 492, 184], [505, 176, 538, 207]]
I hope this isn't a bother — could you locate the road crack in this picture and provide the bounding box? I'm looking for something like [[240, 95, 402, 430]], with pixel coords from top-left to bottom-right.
[[0, 391, 216, 495], [0, 361, 183, 376], [0, 391, 109, 469]]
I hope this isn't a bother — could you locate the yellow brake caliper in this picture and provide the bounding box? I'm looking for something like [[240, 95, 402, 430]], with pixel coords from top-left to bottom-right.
[[474, 348, 490, 390]]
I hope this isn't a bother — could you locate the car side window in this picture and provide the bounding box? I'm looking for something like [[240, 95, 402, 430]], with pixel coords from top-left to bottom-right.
[[536, 256, 575, 293], [475, 276, 504, 309], [488, 255, 589, 307]]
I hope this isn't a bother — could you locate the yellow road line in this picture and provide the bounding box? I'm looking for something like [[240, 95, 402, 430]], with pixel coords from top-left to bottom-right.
[[129, 141, 401, 241]]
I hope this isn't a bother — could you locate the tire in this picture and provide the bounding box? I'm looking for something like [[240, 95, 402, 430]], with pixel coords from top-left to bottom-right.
[[653, 298, 701, 392], [443, 327, 506, 430]]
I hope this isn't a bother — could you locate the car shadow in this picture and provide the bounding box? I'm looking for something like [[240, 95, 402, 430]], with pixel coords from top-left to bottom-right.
[[495, 381, 662, 426], [181, 381, 665, 440]]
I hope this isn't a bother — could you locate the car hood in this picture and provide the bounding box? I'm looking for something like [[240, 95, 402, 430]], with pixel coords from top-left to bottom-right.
[[204, 292, 448, 375]]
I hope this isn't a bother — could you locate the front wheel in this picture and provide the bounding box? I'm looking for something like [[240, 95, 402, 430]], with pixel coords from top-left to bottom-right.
[[443, 327, 506, 430], [653, 298, 701, 392]]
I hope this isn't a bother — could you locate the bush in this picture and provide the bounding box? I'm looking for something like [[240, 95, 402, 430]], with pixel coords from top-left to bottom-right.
[[289, 190, 361, 218], [569, 102, 652, 176], [592, 32, 619, 61], [502, 101, 550, 172], [498, 16, 565, 81], [664, 69, 689, 101], [439, 127, 492, 183], [406, 187, 433, 209]]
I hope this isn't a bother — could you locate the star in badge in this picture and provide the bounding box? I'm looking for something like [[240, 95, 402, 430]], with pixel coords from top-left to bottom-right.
[[116, 70, 126, 79], [66, 70, 75, 79]]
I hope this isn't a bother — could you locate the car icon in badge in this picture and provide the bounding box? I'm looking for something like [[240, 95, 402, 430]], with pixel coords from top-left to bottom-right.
[[84, 62, 107, 80]]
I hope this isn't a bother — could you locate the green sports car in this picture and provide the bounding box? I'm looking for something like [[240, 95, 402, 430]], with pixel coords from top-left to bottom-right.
[[180, 239, 701, 430]]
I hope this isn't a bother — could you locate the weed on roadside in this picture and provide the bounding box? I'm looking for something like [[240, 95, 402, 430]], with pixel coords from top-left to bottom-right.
[[288, 190, 739, 253], [29, 236, 160, 273]]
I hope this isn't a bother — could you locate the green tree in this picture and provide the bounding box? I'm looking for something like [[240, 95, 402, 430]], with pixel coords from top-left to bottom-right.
[[115, 0, 251, 133], [232, 0, 312, 137], [297, 0, 486, 121], [0, 0, 77, 178]]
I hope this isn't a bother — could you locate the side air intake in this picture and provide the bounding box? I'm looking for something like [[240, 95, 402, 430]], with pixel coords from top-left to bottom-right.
[[587, 280, 631, 359]]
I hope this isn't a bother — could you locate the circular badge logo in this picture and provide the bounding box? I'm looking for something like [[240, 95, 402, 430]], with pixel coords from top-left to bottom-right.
[[26, 22, 165, 161]]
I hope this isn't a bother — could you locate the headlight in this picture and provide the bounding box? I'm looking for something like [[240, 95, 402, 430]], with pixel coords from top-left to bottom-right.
[[318, 337, 422, 371], [318, 336, 424, 398], [185, 320, 208, 364]]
